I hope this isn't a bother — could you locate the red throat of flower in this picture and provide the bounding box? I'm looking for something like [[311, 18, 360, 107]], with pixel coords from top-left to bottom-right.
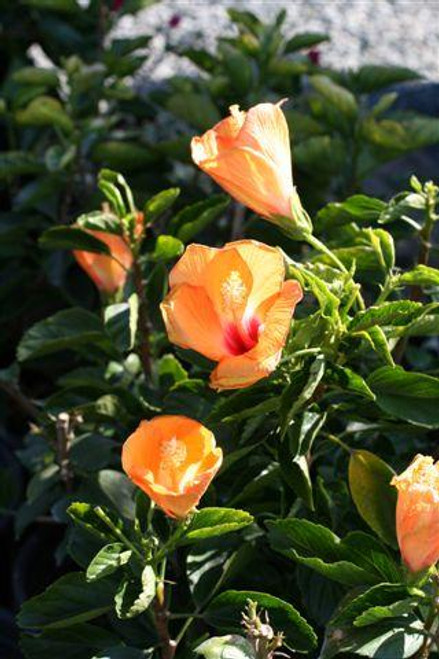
[[224, 316, 261, 355]]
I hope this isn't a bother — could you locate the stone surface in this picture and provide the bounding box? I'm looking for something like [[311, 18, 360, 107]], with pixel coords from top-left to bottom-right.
[[115, 0, 439, 82]]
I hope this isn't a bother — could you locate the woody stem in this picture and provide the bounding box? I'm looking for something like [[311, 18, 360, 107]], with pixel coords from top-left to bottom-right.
[[132, 258, 152, 378], [154, 558, 176, 659]]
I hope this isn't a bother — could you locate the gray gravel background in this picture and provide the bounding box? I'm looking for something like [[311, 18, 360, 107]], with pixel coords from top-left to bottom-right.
[[116, 0, 439, 81]]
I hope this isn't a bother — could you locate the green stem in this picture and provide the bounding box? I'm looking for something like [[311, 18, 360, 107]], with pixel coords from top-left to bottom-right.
[[326, 433, 352, 455], [304, 233, 365, 310], [94, 507, 144, 561]]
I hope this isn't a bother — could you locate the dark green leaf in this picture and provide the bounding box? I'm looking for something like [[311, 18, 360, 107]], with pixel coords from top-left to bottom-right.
[[310, 75, 358, 117], [114, 566, 155, 619], [39, 227, 111, 254], [86, 543, 132, 582], [104, 294, 139, 353], [18, 573, 114, 630], [17, 309, 108, 362], [368, 366, 439, 428], [285, 32, 329, 53], [181, 508, 254, 545], [195, 635, 256, 659], [144, 188, 180, 223], [268, 519, 384, 586], [349, 301, 424, 332], [348, 450, 397, 548], [19, 623, 118, 659], [204, 591, 317, 652], [16, 96, 74, 134]]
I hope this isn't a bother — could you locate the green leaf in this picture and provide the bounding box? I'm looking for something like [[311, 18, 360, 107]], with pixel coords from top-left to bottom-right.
[[0, 151, 42, 179], [348, 450, 397, 548], [280, 356, 325, 438], [354, 64, 421, 93], [152, 235, 184, 262], [279, 452, 314, 510], [399, 265, 439, 287], [284, 32, 329, 53], [310, 75, 358, 117], [76, 211, 122, 235], [104, 294, 139, 353], [204, 591, 317, 652], [39, 227, 111, 254], [320, 615, 424, 659], [331, 583, 422, 628], [86, 543, 132, 582], [349, 301, 424, 332], [362, 326, 394, 366], [22, 0, 79, 11], [13, 67, 59, 87], [316, 195, 386, 232], [67, 503, 123, 543], [114, 565, 155, 619], [166, 92, 221, 131], [181, 508, 254, 545], [144, 188, 180, 223], [18, 573, 114, 630], [268, 519, 386, 586], [355, 598, 420, 627], [219, 44, 253, 94], [16, 96, 74, 134], [368, 366, 439, 428], [195, 635, 256, 659], [17, 309, 108, 362], [172, 195, 230, 243], [92, 142, 156, 172], [97, 470, 136, 520], [325, 365, 375, 400], [19, 623, 119, 659]]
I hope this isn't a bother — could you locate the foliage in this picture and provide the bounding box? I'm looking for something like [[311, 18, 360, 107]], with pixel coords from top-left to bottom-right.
[[1, 4, 439, 659]]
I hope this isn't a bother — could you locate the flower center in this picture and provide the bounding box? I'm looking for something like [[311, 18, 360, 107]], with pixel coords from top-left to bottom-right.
[[225, 316, 261, 355], [160, 436, 187, 469], [221, 270, 247, 310]]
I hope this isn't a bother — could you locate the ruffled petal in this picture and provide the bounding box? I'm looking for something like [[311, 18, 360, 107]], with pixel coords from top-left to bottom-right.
[[227, 240, 285, 314], [169, 243, 217, 288], [160, 284, 229, 361]]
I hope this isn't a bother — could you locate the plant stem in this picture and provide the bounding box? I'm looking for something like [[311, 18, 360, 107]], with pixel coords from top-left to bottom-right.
[[304, 233, 366, 310], [94, 506, 144, 561], [132, 258, 152, 378], [154, 558, 176, 659], [55, 412, 74, 492], [0, 381, 39, 420], [326, 433, 352, 455]]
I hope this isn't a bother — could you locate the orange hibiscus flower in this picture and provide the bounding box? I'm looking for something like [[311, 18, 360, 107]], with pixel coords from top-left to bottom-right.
[[160, 240, 303, 390], [191, 102, 309, 233], [122, 415, 223, 519], [392, 454, 439, 573], [73, 212, 144, 294]]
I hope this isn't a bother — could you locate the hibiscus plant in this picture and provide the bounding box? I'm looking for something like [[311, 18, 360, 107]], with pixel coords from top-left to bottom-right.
[[2, 5, 439, 659]]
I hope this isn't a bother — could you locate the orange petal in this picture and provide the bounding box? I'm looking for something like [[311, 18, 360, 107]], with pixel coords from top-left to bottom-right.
[[203, 247, 253, 323], [202, 146, 294, 220], [252, 279, 303, 358], [73, 231, 132, 293], [169, 243, 217, 288], [160, 284, 229, 361], [209, 279, 302, 390], [228, 240, 285, 313], [191, 102, 295, 221], [236, 102, 292, 179], [210, 350, 282, 390]]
